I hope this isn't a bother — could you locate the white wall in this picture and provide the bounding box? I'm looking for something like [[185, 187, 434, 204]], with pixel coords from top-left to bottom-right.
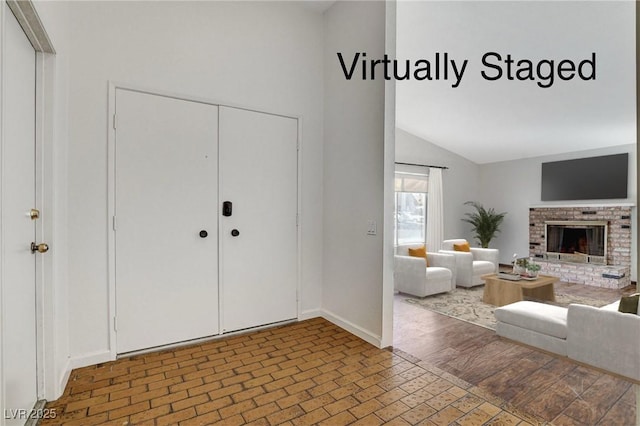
[[480, 144, 637, 280], [395, 128, 481, 243], [65, 1, 324, 363], [323, 1, 387, 345]]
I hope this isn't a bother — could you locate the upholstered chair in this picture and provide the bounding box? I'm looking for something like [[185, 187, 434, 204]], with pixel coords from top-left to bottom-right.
[[394, 244, 456, 297], [440, 239, 499, 288]]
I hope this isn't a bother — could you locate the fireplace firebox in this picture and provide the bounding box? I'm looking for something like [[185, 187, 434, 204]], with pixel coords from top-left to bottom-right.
[[544, 220, 607, 265]]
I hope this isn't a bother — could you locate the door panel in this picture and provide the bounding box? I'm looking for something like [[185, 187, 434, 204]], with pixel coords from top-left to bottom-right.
[[115, 90, 219, 354], [2, 3, 38, 420], [220, 107, 298, 332]]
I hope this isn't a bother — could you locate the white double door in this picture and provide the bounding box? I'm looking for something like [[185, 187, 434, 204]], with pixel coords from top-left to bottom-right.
[[114, 90, 298, 354]]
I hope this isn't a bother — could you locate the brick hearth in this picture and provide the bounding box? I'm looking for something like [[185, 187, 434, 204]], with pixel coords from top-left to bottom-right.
[[529, 206, 632, 289]]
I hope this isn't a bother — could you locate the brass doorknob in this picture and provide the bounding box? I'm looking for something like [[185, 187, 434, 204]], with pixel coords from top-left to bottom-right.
[[31, 242, 49, 254], [29, 209, 40, 220]]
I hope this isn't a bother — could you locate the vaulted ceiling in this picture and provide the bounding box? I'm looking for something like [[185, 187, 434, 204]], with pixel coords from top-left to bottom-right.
[[395, 1, 636, 164]]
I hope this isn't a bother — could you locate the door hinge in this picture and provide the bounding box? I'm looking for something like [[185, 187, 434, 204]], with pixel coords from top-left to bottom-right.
[[296, 213, 299, 227], [296, 140, 300, 151], [113, 114, 117, 130], [113, 316, 117, 331], [112, 216, 117, 231]]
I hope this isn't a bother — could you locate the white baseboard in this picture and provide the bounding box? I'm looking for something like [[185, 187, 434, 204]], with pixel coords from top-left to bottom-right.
[[299, 308, 322, 321], [53, 350, 112, 400], [69, 350, 113, 370], [56, 357, 72, 400], [321, 309, 382, 348]]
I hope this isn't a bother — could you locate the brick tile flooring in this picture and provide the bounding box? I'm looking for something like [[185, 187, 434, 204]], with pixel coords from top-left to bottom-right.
[[41, 318, 548, 425]]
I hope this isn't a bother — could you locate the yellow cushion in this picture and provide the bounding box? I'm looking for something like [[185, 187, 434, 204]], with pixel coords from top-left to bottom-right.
[[453, 242, 471, 252], [408, 246, 426, 258], [408, 245, 429, 267]]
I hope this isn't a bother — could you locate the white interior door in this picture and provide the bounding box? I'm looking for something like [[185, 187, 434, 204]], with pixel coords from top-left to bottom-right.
[[219, 107, 298, 333], [1, 3, 38, 421], [115, 90, 219, 354]]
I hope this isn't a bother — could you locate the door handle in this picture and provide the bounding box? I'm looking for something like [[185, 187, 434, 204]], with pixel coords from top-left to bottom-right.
[[29, 209, 40, 220], [231, 229, 240, 237], [31, 242, 49, 254], [223, 201, 233, 217]]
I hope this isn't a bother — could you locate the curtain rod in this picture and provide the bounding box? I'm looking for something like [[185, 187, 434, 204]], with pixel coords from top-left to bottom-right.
[[395, 162, 449, 170]]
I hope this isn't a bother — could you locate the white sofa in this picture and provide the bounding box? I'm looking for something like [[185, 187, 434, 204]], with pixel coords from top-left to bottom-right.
[[439, 239, 499, 287], [394, 244, 455, 297], [495, 300, 640, 382]]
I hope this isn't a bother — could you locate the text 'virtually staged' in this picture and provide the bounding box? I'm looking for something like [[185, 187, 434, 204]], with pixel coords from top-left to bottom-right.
[[337, 51, 596, 88]]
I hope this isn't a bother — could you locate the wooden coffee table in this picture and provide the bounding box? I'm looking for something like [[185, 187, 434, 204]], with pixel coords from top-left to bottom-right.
[[481, 273, 558, 307]]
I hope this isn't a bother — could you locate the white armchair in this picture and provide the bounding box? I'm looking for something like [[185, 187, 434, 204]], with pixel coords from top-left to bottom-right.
[[440, 239, 499, 288], [394, 244, 456, 297]]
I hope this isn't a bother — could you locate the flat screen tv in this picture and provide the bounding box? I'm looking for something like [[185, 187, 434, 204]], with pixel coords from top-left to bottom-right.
[[541, 153, 628, 201]]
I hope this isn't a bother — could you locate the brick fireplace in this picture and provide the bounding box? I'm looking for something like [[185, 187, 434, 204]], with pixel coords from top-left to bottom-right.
[[529, 205, 633, 289]]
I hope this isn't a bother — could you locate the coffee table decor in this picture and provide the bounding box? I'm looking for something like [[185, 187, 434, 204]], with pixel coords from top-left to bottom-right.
[[512, 256, 541, 279], [497, 272, 521, 281]]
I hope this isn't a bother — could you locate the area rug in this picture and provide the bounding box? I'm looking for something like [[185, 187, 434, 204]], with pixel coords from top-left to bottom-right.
[[403, 286, 610, 330]]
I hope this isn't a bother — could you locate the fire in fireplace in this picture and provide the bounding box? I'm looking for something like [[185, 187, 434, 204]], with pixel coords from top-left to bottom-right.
[[544, 220, 607, 265]]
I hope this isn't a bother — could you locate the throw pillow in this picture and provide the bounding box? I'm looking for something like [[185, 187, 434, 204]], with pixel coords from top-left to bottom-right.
[[408, 245, 429, 267], [453, 242, 471, 252], [618, 293, 640, 315]]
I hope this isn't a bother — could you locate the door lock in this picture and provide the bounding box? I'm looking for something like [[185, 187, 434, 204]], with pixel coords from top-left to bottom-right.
[[31, 242, 49, 254], [223, 201, 233, 217]]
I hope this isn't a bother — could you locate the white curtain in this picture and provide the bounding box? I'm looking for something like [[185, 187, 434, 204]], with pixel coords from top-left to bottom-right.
[[426, 167, 444, 252]]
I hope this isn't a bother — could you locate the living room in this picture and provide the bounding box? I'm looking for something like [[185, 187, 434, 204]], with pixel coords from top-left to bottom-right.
[[394, 128, 638, 423], [392, 1, 638, 424]]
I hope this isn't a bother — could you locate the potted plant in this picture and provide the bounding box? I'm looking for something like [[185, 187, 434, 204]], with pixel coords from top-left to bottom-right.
[[461, 201, 507, 248], [525, 262, 541, 278], [513, 257, 541, 278]]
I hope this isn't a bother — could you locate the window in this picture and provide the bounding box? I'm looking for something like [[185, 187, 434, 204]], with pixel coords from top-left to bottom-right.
[[395, 170, 428, 245]]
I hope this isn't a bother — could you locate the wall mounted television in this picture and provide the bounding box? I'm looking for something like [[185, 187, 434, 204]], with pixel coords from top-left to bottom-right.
[[541, 153, 628, 201]]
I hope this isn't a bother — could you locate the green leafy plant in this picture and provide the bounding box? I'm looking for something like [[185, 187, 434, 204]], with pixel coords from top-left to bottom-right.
[[461, 201, 507, 248], [514, 257, 541, 277], [527, 262, 541, 273], [515, 258, 541, 271]]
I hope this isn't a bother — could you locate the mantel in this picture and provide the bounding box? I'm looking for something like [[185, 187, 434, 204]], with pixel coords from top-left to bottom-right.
[[530, 202, 636, 208]]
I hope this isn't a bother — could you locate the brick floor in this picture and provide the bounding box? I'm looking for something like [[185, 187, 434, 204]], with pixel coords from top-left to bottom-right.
[[41, 318, 548, 425]]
